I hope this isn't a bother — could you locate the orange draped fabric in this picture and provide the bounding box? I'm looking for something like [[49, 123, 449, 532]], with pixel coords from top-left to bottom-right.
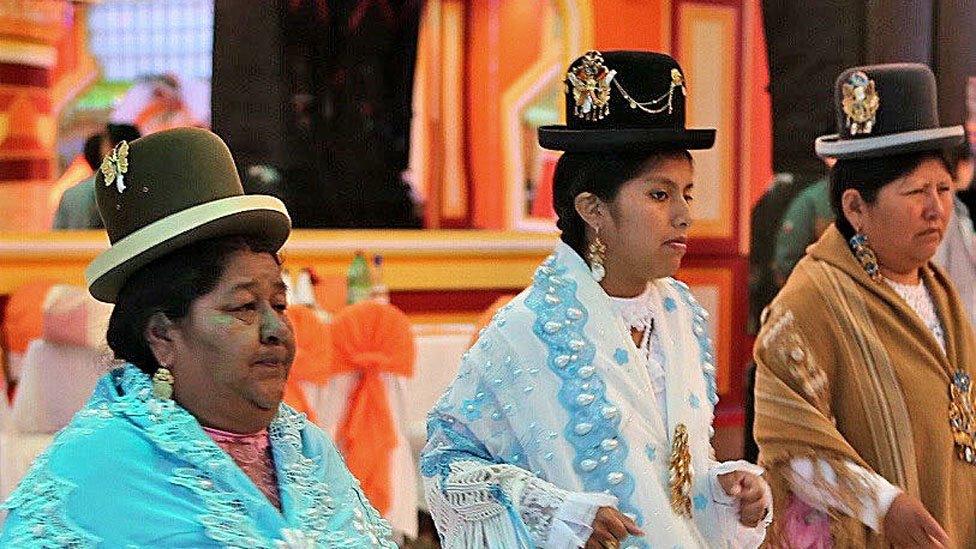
[[469, 294, 516, 347], [329, 301, 415, 515], [283, 306, 335, 422], [4, 281, 56, 354]]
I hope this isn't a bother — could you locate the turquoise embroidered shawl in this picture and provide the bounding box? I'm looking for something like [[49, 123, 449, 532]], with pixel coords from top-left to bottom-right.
[[0, 364, 394, 548]]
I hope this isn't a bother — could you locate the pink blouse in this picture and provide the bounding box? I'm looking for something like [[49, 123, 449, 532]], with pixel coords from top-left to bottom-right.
[[202, 426, 282, 510]]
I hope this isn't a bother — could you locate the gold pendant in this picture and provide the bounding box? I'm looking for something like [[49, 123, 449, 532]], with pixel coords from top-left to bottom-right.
[[949, 371, 976, 464], [669, 423, 693, 517]]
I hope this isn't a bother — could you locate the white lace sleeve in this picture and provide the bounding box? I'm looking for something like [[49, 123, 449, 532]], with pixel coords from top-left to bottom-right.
[[544, 491, 618, 548], [788, 458, 900, 532], [422, 417, 610, 549], [705, 460, 771, 548]]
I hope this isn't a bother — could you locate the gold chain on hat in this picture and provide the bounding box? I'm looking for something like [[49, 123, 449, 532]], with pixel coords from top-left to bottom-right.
[[613, 68, 686, 116]]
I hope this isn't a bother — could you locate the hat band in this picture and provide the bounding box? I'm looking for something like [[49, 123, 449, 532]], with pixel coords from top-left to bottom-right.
[[815, 125, 964, 158]]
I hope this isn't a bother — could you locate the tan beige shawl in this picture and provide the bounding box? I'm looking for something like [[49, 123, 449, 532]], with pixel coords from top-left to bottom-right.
[[754, 225, 976, 547]]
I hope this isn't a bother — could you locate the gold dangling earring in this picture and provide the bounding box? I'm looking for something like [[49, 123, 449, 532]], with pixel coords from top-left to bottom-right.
[[588, 230, 607, 282], [152, 365, 174, 400], [849, 231, 882, 282]]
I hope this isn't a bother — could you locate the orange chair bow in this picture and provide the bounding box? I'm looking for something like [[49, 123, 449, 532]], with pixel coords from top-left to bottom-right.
[[330, 301, 415, 515], [4, 281, 57, 356], [282, 306, 334, 422]]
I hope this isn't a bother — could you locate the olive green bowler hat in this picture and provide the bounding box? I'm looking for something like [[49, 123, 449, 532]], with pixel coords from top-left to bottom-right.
[[85, 128, 291, 303]]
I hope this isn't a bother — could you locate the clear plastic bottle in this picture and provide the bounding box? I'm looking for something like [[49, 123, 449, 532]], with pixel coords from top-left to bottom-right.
[[370, 254, 390, 304]]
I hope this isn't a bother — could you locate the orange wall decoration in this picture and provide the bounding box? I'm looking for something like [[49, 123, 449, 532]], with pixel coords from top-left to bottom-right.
[[592, 0, 670, 52], [460, 0, 769, 233], [410, 0, 469, 228], [0, 0, 97, 231]]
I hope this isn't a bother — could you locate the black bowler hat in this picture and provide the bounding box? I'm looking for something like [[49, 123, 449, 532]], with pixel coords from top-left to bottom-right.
[[815, 63, 964, 159], [538, 50, 715, 152]]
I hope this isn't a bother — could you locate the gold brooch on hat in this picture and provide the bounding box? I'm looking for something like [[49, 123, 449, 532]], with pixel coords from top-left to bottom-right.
[[567, 51, 617, 121], [100, 140, 130, 194], [842, 71, 880, 135]]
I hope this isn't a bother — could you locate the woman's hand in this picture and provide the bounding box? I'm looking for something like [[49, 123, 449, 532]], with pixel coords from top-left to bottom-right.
[[584, 506, 644, 549], [883, 493, 951, 548], [717, 470, 769, 527]]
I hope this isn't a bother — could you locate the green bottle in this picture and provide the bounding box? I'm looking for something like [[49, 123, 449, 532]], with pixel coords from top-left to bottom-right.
[[347, 251, 371, 304]]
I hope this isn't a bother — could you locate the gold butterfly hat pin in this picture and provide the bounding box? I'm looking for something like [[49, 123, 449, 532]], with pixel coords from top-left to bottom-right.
[[100, 140, 130, 194]]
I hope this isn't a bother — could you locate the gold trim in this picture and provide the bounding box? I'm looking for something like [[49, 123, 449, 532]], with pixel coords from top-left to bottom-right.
[[0, 230, 560, 295]]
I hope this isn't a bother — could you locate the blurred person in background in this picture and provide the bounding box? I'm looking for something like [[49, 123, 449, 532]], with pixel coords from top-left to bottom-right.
[[934, 137, 976, 329], [53, 124, 141, 230]]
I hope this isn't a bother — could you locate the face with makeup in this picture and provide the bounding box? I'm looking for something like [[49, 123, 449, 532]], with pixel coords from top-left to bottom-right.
[[576, 153, 695, 297], [149, 249, 295, 432]]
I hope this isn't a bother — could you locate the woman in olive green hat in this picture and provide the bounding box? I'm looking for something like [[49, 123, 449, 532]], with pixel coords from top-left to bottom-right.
[[1, 128, 395, 547]]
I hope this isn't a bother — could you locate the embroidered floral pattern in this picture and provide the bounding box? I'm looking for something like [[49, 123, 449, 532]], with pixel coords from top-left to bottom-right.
[[759, 308, 830, 413], [614, 348, 629, 365], [1, 463, 102, 547]]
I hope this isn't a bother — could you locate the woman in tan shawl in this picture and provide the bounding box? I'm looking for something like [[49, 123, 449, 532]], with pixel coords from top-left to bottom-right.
[[754, 64, 976, 547]]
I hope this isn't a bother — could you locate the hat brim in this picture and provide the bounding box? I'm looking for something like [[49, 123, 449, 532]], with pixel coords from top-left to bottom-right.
[[86, 194, 291, 303], [815, 125, 965, 159], [538, 126, 716, 152]]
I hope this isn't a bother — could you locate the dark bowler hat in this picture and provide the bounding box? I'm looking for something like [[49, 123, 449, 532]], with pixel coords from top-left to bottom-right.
[[85, 128, 291, 303], [538, 50, 715, 152], [815, 63, 964, 159]]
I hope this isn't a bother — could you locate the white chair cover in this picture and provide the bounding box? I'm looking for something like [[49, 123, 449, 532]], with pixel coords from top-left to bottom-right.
[[302, 372, 420, 538], [1, 340, 107, 504], [9, 340, 107, 434]]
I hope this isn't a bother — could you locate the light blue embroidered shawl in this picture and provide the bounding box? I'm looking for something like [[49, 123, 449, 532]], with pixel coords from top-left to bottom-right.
[[0, 364, 394, 548], [422, 242, 731, 548]]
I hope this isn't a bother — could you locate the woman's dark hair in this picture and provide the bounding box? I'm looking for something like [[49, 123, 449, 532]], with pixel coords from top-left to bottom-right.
[[106, 123, 141, 146], [946, 138, 974, 189], [553, 150, 692, 258], [83, 133, 104, 171], [106, 235, 280, 375], [829, 150, 952, 240]]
